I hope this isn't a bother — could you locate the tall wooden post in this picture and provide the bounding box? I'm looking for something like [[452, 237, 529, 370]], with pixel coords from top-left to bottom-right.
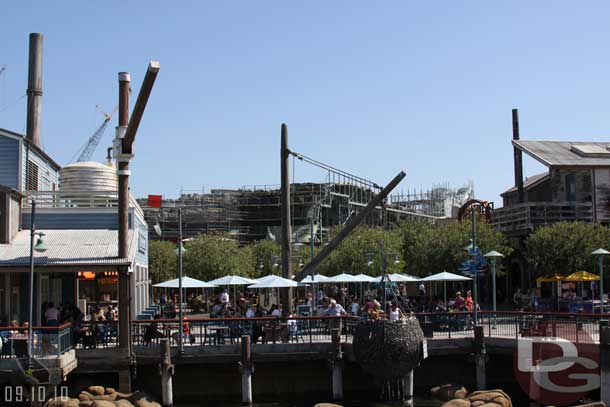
[[240, 335, 253, 405], [601, 325, 610, 406], [280, 123, 293, 312], [118, 72, 131, 353], [26, 33, 43, 148], [159, 338, 174, 406], [474, 325, 486, 390]]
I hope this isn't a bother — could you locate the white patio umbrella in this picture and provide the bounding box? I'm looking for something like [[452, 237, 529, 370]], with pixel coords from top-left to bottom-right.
[[420, 271, 472, 305], [373, 273, 419, 283], [300, 274, 329, 283], [353, 274, 376, 283], [207, 275, 258, 307], [322, 273, 360, 283], [248, 275, 299, 289], [153, 276, 215, 288]]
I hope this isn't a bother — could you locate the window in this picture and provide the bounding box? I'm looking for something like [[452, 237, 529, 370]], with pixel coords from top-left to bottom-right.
[[26, 160, 39, 191], [566, 174, 576, 202]]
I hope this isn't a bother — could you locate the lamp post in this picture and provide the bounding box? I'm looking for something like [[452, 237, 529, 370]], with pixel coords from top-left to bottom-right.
[[592, 248, 610, 313], [28, 200, 47, 369], [484, 250, 504, 329], [174, 208, 186, 355], [366, 240, 401, 315]]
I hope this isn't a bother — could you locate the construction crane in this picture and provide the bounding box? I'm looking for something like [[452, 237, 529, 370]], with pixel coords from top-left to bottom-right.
[[72, 105, 117, 162]]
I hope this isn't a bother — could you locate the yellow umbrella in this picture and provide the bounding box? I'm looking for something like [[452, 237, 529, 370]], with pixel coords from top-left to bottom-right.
[[565, 271, 600, 281], [536, 273, 565, 283]]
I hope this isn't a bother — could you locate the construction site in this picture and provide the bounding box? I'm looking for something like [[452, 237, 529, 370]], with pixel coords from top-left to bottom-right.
[[137, 178, 476, 244]]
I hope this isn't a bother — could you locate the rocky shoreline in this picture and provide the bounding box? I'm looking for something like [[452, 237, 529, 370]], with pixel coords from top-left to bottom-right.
[[44, 386, 161, 407]]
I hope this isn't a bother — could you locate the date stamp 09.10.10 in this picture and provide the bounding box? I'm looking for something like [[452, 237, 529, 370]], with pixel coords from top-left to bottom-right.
[[2, 385, 69, 406]]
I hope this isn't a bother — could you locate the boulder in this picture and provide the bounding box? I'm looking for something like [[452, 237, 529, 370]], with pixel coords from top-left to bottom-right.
[[116, 400, 136, 407], [466, 390, 512, 407], [79, 401, 93, 407], [442, 399, 471, 407], [88, 386, 105, 396], [79, 392, 94, 402], [431, 384, 468, 401], [104, 388, 116, 395], [133, 399, 161, 407], [93, 393, 117, 402], [90, 401, 116, 407], [114, 392, 133, 400], [44, 397, 79, 407]]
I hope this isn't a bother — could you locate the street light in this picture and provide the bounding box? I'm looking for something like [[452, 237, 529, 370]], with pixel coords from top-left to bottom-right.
[[175, 208, 186, 354], [592, 248, 610, 313], [484, 250, 504, 329], [28, 200, 47, 369], [366, 240, 400, 314]]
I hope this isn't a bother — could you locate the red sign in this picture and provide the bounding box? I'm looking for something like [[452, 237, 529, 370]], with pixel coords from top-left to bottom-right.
[[148, 195, 162, 208]]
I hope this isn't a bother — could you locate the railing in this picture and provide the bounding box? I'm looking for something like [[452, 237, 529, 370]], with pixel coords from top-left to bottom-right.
[[493, 202, 593, 234], [130, 316, 358, 348], [0, 323, 73, 359], [416, 311, 604, 343]]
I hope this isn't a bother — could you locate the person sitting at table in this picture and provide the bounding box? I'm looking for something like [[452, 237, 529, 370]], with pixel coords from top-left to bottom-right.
[[245, 305, 256, 318], [9, 320, 20, 335], [44, 303, 60, 326], [453, 292, 465, 311], [465, 290, 473, 311], [143, 314, 165, 345], [269, 304, 282, 317], [389, 303, 404, 321]]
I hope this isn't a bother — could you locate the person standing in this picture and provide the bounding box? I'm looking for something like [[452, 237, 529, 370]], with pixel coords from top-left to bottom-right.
[[44, 303, 60, 326]]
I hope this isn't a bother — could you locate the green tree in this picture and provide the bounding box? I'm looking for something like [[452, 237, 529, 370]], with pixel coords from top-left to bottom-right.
[[397, 218, 513, 277], [182, 233, 255, 281], [315, 225, 404, 276], [148, 240, 177, 284], [524, 221, 610, 278], [250, 239, 281, 278]]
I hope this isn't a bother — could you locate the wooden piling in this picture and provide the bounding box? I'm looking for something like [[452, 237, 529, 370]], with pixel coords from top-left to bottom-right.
[[601, 326, 610, 406], [331, 327, 343, 400], [240, 335, 253, 405], [474, 325, 486, 390], [159, 338, 174, 406], [403, 370, 414, 406]]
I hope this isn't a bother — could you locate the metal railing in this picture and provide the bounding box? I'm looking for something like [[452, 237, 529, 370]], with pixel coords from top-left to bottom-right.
[[131, 315, 358, 348], [0, 323, 73, 359], [416, 311, 604, 342]]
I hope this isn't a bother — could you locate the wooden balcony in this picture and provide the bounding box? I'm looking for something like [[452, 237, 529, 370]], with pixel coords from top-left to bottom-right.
[[493, 202, 593, 235]]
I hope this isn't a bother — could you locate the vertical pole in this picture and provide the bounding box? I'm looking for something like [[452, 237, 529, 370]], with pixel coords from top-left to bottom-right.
[[599, 256, 605, 314], [381, 241, 387, 313], [512, 108, 525, 203], [331, 328, 343, 401], [178, 208, 184, 355], [241, 335, 253, 405], [492, 259, 497, 329], [280, 124, 293, 312], [474, 325, 486, 390], [403, 370, 414, 406], [160, 338, 173, 406], [310, 214, 315, 312], [600, 325, 610, 407], [471, 210, 478, 325], [27, 200, 36, 369], [118, 72, 132, 357], [26, 33, 43, 148]]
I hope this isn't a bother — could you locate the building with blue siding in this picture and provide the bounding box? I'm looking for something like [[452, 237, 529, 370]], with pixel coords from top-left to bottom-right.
[[0, 127, 150, 326]]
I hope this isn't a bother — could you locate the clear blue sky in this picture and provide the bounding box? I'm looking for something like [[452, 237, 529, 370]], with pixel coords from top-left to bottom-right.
[[2, 1, 610, 205]]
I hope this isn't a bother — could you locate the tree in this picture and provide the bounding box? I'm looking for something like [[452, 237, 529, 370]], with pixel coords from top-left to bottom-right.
[[524, 221, 610, 278], [182, 233, 255, 281], [315, 225, 404, 277], [148, 240, 177, 284], [397, 218, 513, 277], [250, 239, 281, 278]]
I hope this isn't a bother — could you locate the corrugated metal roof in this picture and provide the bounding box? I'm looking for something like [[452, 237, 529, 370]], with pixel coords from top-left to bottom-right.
[[514, 140, 610, 167], [501, 172, 549, 196], [0, 229, 133, 267]]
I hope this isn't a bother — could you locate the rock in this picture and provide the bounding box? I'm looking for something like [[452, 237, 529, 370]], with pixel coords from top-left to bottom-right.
[[314, 404, 343, 407], [79, 392, 94, 402], [133, 400, 161, 407], [116, 400, 136, 407], [115, 392, 133, 400], [79, 402, 93, 407], [442, 399, 471, 407], [93, 393, 117, 402], [466, 390, 512, 407], [44, 397, 79, 407], [88, 386, 105, 396], [90, 401, 116, 407], [104, 387, 116, 395], [431, 384, 468, 401]]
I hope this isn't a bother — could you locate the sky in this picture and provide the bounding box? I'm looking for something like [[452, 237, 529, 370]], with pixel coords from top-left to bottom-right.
[[2, 1, 610, 206]]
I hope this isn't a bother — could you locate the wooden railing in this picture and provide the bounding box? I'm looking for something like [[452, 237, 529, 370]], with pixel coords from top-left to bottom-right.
[[493, 202, 593, 234]]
